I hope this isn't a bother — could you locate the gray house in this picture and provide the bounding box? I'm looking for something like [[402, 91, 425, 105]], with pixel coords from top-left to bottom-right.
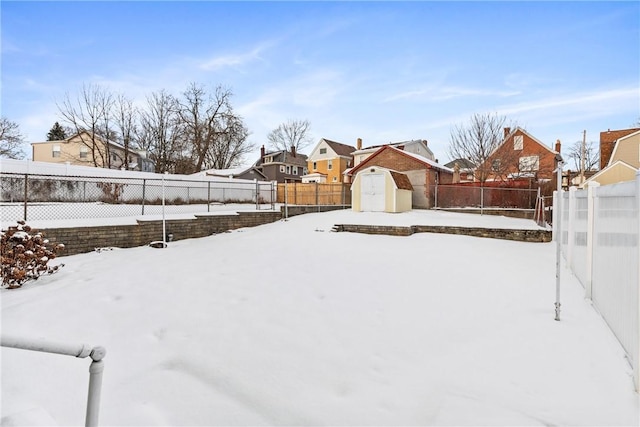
[[254, 146, 308, 183]]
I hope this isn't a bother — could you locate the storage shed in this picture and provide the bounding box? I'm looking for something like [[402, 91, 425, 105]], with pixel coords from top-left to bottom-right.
[[351, 166, 413, 212]]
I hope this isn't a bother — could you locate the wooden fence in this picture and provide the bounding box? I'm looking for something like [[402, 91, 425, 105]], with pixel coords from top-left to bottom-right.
[[277, 182, 351, 205]]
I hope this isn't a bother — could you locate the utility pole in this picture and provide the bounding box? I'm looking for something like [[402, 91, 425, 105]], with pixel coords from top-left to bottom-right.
[[580, 130, 586, 185]]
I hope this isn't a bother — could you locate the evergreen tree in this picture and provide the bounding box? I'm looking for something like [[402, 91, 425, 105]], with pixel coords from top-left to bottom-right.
[[47, 122, 67, 141]]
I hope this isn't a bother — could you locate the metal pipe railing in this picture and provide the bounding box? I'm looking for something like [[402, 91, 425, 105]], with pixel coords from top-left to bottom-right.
[[1, 335, 106, 427]]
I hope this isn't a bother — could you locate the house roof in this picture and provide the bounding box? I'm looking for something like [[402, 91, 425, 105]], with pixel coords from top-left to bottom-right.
[[599, 127, 640, 170], [355, 139, 433, 155], [347, 145, 453, 176], [324, 139, 357, 157], [256, 149, 308, 167], [607, 129, 640, 167], [444, 158, 476, 170], [389, 170, 414, 191], [498, 127, 558, 156], [196, 166, 268, 180], [584, 159, 637, 186]]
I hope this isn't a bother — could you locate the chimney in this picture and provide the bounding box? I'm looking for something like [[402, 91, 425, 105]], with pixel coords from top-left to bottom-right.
[[503, 127, 511, 139], [555, 139, 561, 154], [357, 138, 362, 150], [291, 145, 296, 157], [260, 145, 265, 159]]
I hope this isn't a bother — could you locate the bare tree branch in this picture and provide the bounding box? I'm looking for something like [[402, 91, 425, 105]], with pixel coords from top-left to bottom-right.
[[267, 119, 313, 152], [448, 112, 513, 183], [0, 118, 26, 159], [57, 83, 114, 167]]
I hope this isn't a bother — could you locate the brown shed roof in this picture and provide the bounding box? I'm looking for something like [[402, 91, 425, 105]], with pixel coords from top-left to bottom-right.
[[389, 171, 414, 191]]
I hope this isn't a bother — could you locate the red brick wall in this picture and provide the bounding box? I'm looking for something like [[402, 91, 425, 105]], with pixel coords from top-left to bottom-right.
[[483, 129, 557, 181]]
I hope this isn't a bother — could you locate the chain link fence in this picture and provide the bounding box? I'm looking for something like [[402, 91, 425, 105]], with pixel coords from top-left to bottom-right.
[[1, 172, 276, 223]]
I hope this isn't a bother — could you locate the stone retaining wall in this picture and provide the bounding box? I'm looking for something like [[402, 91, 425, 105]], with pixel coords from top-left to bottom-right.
[[333, 224, 551, 242], [38, 211, 282, 256]]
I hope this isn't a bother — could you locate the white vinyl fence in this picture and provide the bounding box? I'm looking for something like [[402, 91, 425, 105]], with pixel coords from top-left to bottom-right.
[[556, 172, 639, 391]]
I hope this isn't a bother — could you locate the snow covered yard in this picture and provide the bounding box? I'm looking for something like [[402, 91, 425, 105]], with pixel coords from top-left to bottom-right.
[[1, 210, 638, 426]]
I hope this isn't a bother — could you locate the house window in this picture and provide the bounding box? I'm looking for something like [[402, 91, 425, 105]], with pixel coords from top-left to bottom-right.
[[265, 156, 273, 163], [492, 159, 501, 172], [519, 155, 540, 172], [79, 146, 88, 159], [303, 168, 308, 175], [514, 135, 524, 150], [52, 145, 61, 158], [320, 148, 327, 154], [332, 176, 337, 182], [328, 160, 333, 170], [112, 153, 118, 162], [280, 165, 285, 173], [286, 165, 291, 174], [313, 161, 317, 170], [293, 166, 298, 175]]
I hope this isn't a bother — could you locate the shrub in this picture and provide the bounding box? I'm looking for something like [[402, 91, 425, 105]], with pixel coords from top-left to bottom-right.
[[1, 221, 65, 289]]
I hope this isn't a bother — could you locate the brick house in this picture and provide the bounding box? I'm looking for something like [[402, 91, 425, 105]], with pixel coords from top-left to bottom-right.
[[478, 127, 560, 182], [345, 145, 453, 208], [599, 127, 640, 170], [254, 146, 308, 183], [302, 138, 356, 183]]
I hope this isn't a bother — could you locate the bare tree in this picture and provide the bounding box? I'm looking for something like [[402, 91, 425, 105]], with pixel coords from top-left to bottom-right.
[[567, 139, 599, 172], [0, 118, 26, 159], [177, 83, 252, 173], [267, 119, 312, 152], [57, 83, 114, 167], [137, 90, 185, 173], [448, 113, 515, 182], [205, 113, 254, 169], [113, 94, 138, 170]]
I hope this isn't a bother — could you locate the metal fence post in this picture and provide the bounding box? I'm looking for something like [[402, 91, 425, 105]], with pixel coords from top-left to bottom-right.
[[284, 179, 289, 220], [0, 335, 106, 427], [207, 181, 211, 213], [85, 347, 106, 427], [480, 185, 484, 215], [555, 160, 564, 321], [435, 183, 438, 208], [23, 173, 28, 221], [567, 186, 577, 269], [141, 179, 146, 215], [255, 179, 259, 209]]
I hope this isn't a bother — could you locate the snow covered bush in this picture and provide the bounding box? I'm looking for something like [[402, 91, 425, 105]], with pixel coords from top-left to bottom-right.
[[1, 221, 65, 289]]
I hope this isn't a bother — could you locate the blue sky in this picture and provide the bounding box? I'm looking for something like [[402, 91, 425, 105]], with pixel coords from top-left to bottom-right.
[[2, 1, 639, 165]]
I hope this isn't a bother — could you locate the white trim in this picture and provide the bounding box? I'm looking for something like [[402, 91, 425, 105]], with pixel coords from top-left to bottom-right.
[[608, 130, 640, 167]]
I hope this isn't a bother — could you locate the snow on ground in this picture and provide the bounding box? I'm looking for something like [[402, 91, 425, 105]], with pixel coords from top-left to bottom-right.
[[1, 209, 638, 426]]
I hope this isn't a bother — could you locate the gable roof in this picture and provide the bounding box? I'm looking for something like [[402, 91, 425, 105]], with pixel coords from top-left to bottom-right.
[[496, 127, 558, 157], [607, 129, 640, 167], [324, 139, 356, 157], [599, 127, 640, 170], [584, 159, 637, 186], [256, 149, 308, 167], [444, 158, 476, 170], [347, 145, 453, 176]]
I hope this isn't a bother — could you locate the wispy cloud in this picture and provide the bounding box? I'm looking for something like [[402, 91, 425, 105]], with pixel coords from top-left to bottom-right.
[[384, 86, 520, 103], [497, 86, 638, 117], [199, 42, 273, 72]]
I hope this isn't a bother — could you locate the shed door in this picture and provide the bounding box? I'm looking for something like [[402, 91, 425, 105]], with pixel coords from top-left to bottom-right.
[[361, 173, 385, 212]]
